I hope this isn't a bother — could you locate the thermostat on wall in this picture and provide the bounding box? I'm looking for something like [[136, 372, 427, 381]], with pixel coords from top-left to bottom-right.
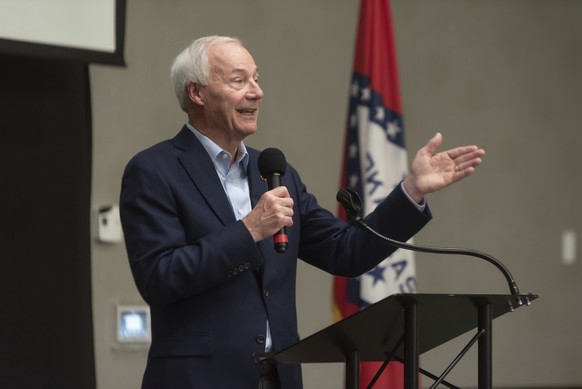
[[116, 305, 151, 344]]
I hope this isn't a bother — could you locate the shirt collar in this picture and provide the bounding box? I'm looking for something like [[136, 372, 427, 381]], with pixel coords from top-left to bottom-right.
[[186, 123, 249, 173]]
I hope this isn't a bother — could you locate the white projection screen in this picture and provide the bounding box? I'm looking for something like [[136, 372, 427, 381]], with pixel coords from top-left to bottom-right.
[[0, 0, 126, 65]]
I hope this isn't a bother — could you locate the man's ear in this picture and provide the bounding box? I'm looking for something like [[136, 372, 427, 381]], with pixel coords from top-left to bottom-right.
[[187, 82, 205, 106]]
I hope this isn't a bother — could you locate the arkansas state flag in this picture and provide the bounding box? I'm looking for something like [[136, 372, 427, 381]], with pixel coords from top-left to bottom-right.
[[333, 0, 416, 387]]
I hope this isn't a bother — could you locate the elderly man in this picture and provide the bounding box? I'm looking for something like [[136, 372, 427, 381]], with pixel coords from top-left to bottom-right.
[[120, 35, 484, 389]]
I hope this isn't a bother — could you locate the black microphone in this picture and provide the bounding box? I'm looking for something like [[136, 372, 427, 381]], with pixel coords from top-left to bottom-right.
[[258, 148, 288, 253]]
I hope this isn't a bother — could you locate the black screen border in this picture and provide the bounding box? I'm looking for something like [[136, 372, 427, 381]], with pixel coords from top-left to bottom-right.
[[0, 0, 126, 66]]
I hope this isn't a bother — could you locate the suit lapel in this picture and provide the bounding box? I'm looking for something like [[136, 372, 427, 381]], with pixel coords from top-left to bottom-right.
[[173, 126, 236, 226]]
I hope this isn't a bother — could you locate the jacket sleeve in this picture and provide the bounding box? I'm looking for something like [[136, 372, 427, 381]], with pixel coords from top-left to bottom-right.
[[291, 165, 432, 277]]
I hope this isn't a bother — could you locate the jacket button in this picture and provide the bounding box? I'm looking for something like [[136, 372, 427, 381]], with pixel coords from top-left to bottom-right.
[[244, 262, 251, 270], [238, 264, 245, 272], [256, 334, 266, 344]]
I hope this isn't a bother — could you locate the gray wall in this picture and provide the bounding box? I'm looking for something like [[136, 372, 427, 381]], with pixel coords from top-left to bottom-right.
[[89, 1, 582, 388]]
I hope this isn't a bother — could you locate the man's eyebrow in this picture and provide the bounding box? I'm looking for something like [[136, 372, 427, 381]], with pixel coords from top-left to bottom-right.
[[230, 67, 259, 75]]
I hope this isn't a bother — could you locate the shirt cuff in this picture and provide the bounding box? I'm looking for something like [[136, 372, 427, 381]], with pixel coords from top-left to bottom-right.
[[400, 181, 426, 212]]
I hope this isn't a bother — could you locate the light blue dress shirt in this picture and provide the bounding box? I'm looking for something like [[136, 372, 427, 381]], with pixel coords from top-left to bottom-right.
[[187, 124, 251, 220]]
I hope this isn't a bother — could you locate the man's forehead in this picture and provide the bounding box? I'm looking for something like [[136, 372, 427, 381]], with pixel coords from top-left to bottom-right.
[[209, 42, 253, 63], [209, 43, 258, 74]]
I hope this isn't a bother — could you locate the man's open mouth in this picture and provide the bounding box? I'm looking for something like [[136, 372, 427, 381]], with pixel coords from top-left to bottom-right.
[[238, 109, 257, 115]]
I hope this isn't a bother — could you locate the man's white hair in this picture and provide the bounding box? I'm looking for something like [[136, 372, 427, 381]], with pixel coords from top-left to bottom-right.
[[170, 35, 243, 112]]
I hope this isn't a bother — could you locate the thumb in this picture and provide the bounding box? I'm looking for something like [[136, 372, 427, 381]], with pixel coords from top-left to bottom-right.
[[425, 132, 443, 154]]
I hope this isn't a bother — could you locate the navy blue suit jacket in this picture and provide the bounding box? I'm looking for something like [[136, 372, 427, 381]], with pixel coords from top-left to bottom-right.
[[120, 126, 432, 389]]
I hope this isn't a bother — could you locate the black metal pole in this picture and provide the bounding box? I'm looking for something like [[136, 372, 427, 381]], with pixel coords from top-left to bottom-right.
[[346, 350, 360, 389], [478, 302, 492, 389], [404, 301, 419, 389]]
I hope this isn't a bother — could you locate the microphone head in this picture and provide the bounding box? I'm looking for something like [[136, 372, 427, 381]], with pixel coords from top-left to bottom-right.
[[337, 188, 363, 225], [258, 148, 286, 178]]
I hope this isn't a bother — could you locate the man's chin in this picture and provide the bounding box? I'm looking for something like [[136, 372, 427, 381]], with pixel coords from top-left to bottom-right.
[[237, 124, 258, 136]]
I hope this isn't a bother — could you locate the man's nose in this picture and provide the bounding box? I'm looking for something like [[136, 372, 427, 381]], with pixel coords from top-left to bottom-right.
[[247, 79, 263, 99]]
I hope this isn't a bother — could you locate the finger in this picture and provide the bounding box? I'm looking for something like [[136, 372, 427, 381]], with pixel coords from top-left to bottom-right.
[[270, 186, 290, 198], [274, 197, 294, 214], [447, 145, 484, 160], [453, 166, 476, 180], [455, 154, 483, 172], [455, 159, 482, 173], [425, 132, 443, 154], [273, 202, 294, 226], [451, 148, 485, 167]]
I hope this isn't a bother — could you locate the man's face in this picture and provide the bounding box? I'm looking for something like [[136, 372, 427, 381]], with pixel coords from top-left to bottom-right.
[[200, 42, 263, 142]]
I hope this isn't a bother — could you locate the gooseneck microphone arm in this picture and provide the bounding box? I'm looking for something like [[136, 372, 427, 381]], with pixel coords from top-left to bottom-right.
[[337, 188, 522, 298]]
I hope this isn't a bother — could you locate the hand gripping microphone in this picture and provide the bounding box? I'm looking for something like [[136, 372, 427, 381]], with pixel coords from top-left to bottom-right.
[[258, 148, 288, 253]]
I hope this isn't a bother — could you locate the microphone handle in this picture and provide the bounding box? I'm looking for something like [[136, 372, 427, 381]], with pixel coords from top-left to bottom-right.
[[266, 173, 281, 189], [266, 173, 288, 253]]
